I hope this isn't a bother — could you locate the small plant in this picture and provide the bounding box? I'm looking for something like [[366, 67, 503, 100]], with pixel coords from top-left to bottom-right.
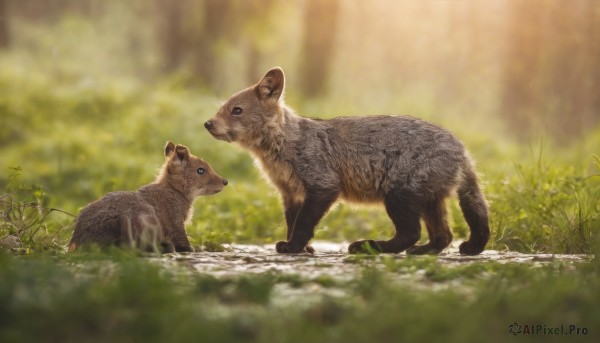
[[194, 231, 233, 252], [0, 167, 73, 252]]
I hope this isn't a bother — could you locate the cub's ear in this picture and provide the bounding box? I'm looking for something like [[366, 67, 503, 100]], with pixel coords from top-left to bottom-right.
[[174, 144, 190, 162], [256, 67, 285, 102], [165, 141, 176, 157]]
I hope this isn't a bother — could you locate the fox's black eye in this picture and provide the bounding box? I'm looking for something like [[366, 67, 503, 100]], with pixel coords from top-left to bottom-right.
[[197, 168, 206, 175], [231, 107, 242, 115]]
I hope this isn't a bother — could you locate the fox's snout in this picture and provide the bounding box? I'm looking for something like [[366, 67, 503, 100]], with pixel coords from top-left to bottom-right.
[[204, 117, 234, 142]]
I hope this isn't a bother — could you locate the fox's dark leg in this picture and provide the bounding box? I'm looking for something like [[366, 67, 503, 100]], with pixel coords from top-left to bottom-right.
[[349, 189, 421, 254], [406, 197, 452, 255], [284, 201, 301, 241], [457, 168, 490, 255], [283, 199, 315, 253], [276, 191, 338, 254]]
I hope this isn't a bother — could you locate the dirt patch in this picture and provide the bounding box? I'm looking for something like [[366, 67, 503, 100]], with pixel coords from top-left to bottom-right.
[[143, 241, 593, 308], [161, 241, 590, 281]]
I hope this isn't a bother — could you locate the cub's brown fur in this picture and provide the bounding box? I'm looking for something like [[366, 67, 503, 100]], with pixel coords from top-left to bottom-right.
[[205, 67, 490, 256], [69, 142, 228, 252]]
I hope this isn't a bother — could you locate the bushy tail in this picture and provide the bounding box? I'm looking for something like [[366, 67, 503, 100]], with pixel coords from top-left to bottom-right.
[[457, 165, 490, 255]]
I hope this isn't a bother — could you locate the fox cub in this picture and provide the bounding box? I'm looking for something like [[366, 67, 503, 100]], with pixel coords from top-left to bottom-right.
[[205, 67, 490, 256], [69, 142, 228, 252]]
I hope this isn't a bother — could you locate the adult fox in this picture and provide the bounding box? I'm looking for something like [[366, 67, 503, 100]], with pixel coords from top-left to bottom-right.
[[205, 67, 489, 255]]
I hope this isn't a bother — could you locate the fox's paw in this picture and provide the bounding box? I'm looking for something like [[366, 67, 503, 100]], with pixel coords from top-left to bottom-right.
[[276, 241, 314, 254], [348, 240, 382, 254], [275, 241, 289, 253], [406, 243, 444, 255], [458, 240, 485, 256], [275, 241, 302, 254]]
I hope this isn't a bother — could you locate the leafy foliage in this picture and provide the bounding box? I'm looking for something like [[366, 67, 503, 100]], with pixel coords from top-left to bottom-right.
[[0, 167, 72, 252]]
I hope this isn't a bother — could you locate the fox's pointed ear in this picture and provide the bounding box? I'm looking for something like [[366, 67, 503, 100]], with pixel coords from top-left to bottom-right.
[[256, 67, 285, 102], [174, 144, 190, 163], [165, 141, 176, 157]]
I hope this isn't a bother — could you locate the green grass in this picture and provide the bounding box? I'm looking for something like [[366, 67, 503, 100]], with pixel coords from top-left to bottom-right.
[[488, 154, 600, 253], [1, 251, 598, 343]]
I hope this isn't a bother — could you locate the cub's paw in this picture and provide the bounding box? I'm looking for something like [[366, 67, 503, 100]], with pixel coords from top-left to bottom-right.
[[459, 240, 485, 256], [304, 245, 315, 254], [160, 242, 175, 253], [348, 240, 382, 254], [175, 245, 195, 253]]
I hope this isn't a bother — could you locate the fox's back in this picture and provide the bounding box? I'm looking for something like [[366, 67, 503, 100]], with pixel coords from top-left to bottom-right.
[[318, 115, 468, 201]]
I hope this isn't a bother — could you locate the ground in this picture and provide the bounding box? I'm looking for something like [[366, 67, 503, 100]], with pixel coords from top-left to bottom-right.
[[1, 241, 598, 342]]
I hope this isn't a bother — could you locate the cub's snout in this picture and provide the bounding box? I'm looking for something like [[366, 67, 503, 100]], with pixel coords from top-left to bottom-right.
[[207, 176, 228, 195], [192, 163, 228, 196]]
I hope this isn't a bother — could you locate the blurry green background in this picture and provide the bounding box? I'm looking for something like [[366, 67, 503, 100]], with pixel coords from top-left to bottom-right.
[[1, 0, 599, 253]]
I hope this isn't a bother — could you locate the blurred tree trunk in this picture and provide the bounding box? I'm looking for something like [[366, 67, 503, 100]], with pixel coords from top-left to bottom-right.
[[299, 0, 339, 98], [193, 0, 231, 86], [155, 0, 279, 88], [500, 1, 541, 139], [0, 0, 9, 49], [500, 0, 600, 141], [157, 0, 185, 72], [246, 44, 260, 84], [580, 2, 600, 133]]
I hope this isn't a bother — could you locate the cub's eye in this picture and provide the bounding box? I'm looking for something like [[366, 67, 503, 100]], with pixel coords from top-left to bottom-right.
[[197, 168, 206, 175], [231, 107, 242, 115]]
